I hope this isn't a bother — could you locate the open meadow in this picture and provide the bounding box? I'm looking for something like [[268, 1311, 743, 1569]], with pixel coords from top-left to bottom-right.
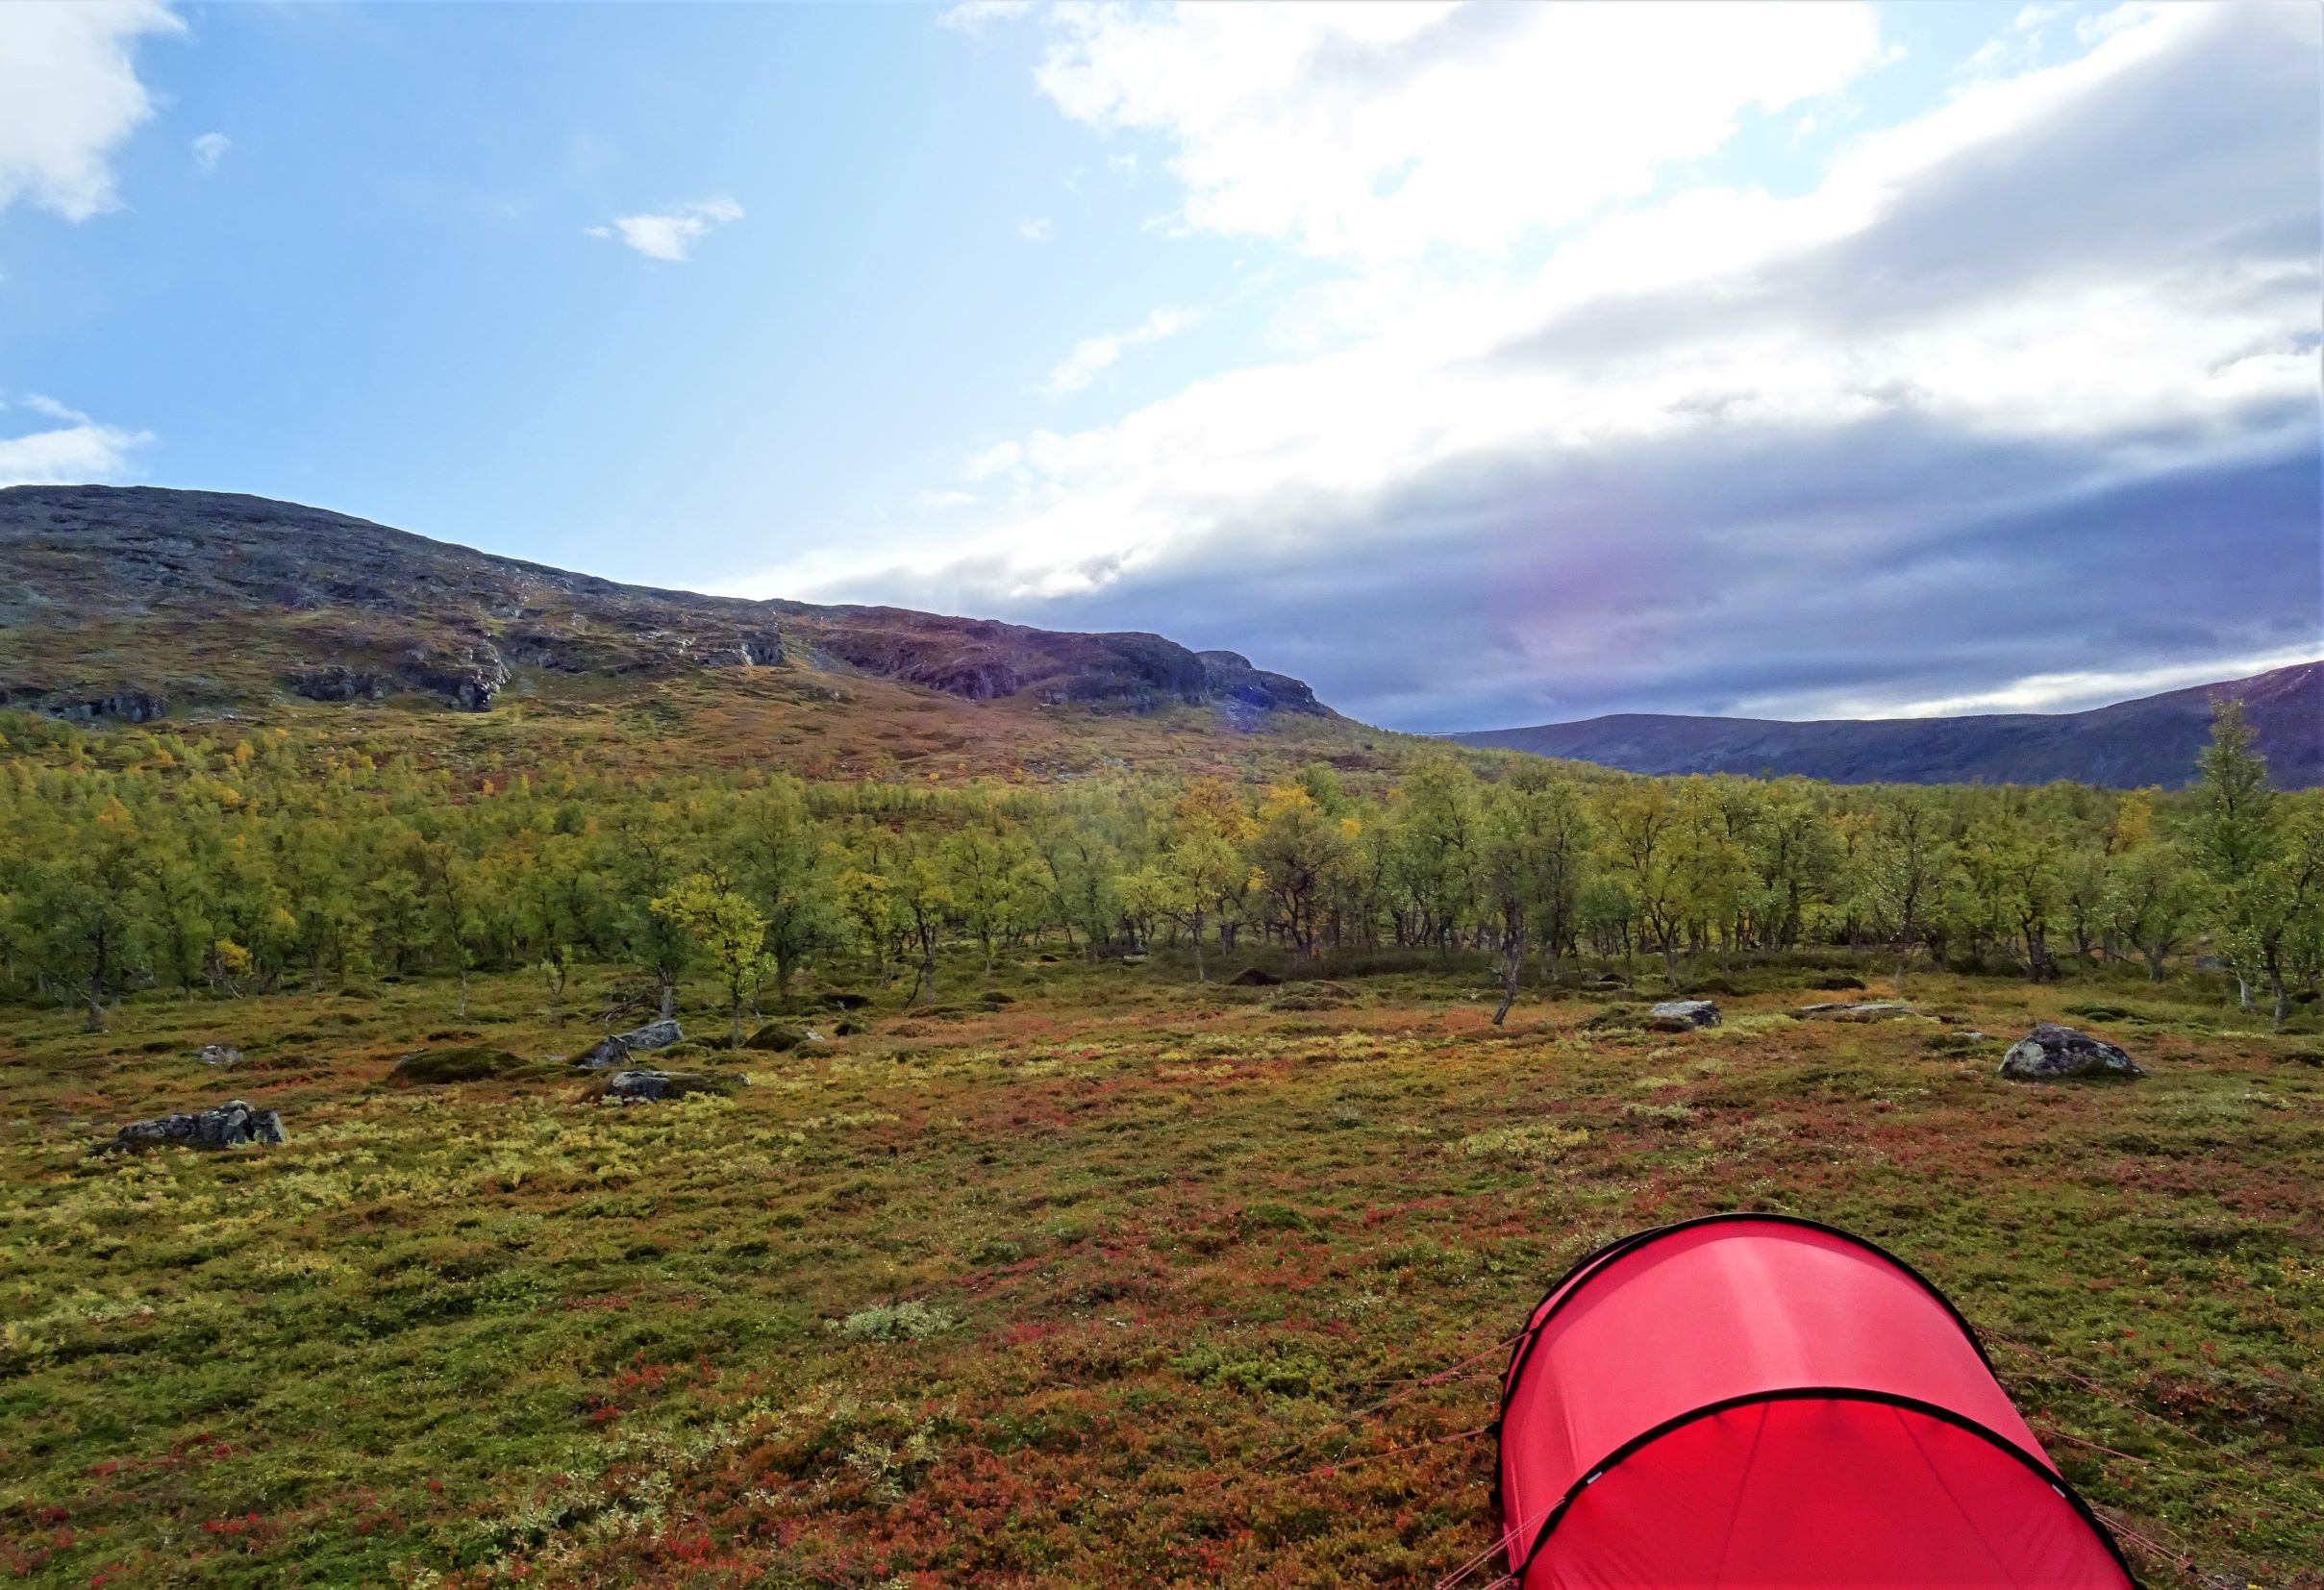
[[4, 954, 2318, 1588]]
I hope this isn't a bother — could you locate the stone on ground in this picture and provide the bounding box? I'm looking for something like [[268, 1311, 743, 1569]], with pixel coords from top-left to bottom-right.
[[575, 1017, 683, 1069], [2000, 1022, 2144, 1081], [113, 1099, 286, 1151], [1647, 999, 1720, 1031], [601, 1069, 739, 1102]]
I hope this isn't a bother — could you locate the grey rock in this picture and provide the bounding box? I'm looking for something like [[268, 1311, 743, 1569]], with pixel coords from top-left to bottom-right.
[[1647, 999, 1721, 1030], [195, 1045, 243, 1066], [741, 1022, 816, 1053], [1794, 1001, 1913, 1022], [601, 1069, 739, 1102], [112, 1099, 286, 1151], [2000, 1022, 2144, 1081], [575, 1017, 683, 1069]]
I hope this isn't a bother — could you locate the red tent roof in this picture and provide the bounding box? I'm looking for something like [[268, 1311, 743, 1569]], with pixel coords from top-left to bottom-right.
[[1497, 1214, 2136, 1587]]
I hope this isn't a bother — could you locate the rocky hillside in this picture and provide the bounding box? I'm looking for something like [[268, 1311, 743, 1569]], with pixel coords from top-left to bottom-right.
[[1447, 661, 2324, 789], [0, 485, 1329, 726]]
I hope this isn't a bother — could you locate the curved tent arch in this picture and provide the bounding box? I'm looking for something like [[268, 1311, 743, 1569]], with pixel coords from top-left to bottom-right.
[[1496, 1214, 2137, 1588]]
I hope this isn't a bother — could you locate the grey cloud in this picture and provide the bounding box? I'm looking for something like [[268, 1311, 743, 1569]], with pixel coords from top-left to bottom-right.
[[1500, 7, 2318, 375], [943, 7, 2321, 733]]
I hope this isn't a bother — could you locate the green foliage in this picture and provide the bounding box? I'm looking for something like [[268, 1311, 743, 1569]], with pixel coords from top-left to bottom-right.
[[1, 708, 2319, 1053]]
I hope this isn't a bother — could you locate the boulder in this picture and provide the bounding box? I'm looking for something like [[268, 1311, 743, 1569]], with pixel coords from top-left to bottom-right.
[[390, 1045, 530, 1084], [112, 1099, 286, 1151], [195, 1045, 243, 1066], [601, 1069, 740, 1103], [742, 1023, 826, 1053], [1999, 1023, 2144, 1081], [1647, 1000, 1721, 1031], [817, 990, 871, 1010], [575, 1018, 683, 1070], [1229, 966, 1282, 986], [1793, 1001, 1912, 1022]]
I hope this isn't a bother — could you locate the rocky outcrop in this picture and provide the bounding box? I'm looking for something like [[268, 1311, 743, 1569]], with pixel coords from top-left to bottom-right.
[[410, 640, 510, 711], [1647, 1000, 1721, 1031], [1999, 1022, 2144, 1081], [112, 1099, 286, 1150], [574, 1018, 683, 1070], [5, 687, 170, 724], [1197, 651, 1324, 714], [601, 1069, 739, 1102], [195, 1045, 243, 1066], [289, 639, 510, 711], [290, 665, 391, 703]]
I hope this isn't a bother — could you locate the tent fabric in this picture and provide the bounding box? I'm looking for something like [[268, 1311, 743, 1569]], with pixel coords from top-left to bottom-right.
[[1497, 1214, 2136, 1588]]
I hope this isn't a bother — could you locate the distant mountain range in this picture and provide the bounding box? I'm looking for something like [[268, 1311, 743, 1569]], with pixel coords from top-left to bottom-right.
[[0, 485, 1330, 727], [1444, 661, 2324, 789]]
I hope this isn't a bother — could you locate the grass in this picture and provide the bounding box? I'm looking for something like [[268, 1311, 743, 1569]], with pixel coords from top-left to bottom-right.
[[1, 958, 2318, 1587]]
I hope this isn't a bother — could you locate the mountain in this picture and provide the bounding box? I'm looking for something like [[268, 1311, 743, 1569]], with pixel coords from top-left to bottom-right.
[[0, 486, 1338, 774], [1444, 661, 2324, 789]]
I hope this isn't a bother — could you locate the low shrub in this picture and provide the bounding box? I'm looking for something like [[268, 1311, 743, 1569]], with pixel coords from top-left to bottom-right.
[[835, 1301, 958, 1343]]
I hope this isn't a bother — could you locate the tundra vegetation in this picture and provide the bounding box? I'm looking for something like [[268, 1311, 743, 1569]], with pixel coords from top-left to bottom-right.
[[0, 701, 2317, 1587]]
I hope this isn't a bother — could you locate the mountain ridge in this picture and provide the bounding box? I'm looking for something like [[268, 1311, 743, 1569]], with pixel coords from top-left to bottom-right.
[[1444, 660, 2324, 789], [0, 484, 1330, 729]]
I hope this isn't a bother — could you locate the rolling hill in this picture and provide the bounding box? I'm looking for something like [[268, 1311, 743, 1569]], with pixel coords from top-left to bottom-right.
[[1445, 660, 2324, 789], [0, 484, 1355, 779]]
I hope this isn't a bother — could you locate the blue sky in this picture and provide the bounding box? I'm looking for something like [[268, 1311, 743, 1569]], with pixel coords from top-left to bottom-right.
[[2, 1, 2317, 729]]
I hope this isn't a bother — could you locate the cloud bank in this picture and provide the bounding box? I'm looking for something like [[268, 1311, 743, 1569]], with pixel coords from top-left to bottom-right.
[[740, 1, 2315, 730]]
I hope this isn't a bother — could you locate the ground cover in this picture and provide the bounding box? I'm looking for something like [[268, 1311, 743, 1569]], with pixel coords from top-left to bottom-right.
[[1, 961, 2317, 1587]]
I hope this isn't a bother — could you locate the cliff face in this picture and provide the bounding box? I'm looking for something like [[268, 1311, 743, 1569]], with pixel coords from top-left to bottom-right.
[[1447, 661, 2324, 789], [0, 485, 1332, 723]]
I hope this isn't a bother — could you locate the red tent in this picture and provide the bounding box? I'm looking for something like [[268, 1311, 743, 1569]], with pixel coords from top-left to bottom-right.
[[1497, 1215, 2136, 1588]]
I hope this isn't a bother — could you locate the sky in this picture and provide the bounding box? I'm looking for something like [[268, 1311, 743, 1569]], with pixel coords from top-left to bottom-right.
[[0, 0, 2317, 731]]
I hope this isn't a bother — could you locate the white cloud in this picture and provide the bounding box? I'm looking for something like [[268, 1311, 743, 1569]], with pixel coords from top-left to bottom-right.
[[191, 131, 229, 171], [1017, 215, 1052, 241], [962, 440, 1023, 481], [593, 195, 744, 262], [0, 394, 151, 484], [754, 3, 2317, 725], [1865, 645, 2324, 720], [0, 0, 183, 221], [937, 0, 1033, 34], [915, 488, 979, 509], [1043, 305, 1202, 395], [1031, 1, 1888, 260]]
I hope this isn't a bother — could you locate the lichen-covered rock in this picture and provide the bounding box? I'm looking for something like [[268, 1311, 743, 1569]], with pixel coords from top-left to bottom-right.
[[601, 1069, 739, 1103], [390, 1045, 531, 1084], [575, 1018, 683, 1069], [195, 1045, 243, 1066], [1793, 1001, 1912, 1022], [112, 1099, 286, 1151], [2000, 1023, 2144, 1081], [742, 1023, 825, 1053], [1647, 1000, 1720, 1031]]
